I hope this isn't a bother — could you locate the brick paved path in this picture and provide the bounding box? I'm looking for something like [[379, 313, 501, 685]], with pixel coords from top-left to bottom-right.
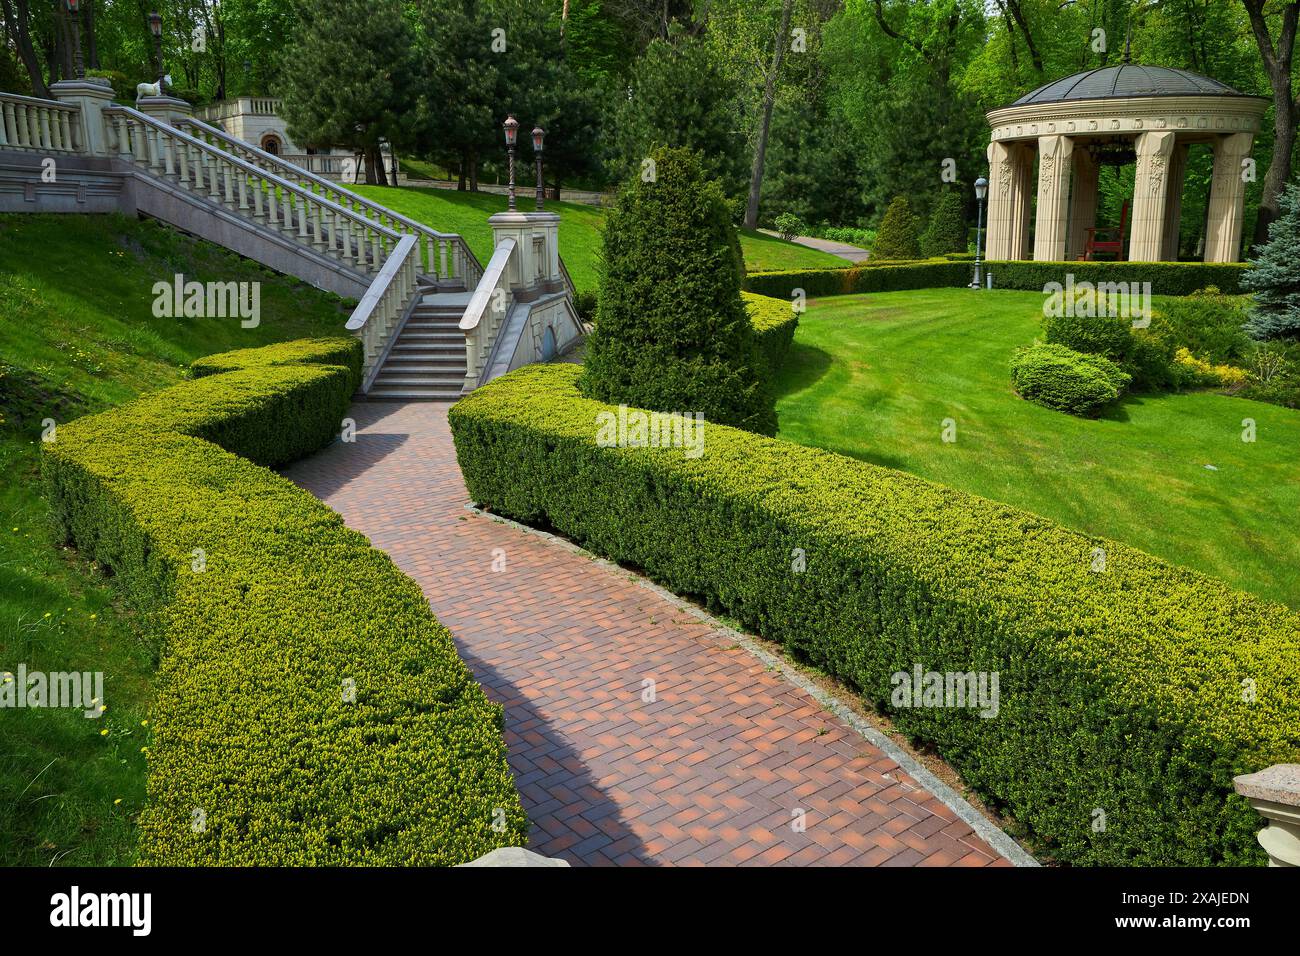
[[285, 402, 1012, 867]]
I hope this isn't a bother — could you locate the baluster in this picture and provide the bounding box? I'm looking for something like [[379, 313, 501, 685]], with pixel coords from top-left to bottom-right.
[[176, 136, 190, 184], [25, 106, 38, 148], [311, 200, 324, 249], [371, 234, 381, 272], [439, 240, 448, 280], [207, 153, 221, 200], [355, 226, 367, 270], [161, 132, 175, 177], [115, 115, 131, 159], [341, 218, 352, 263], [38, 109, 51, 149], [282, 191, 293, 234], [223, 162, 234, 205], [253, 177, 265, 219], [59, 111, 73, 152], [298, 195, 310, 242], [49, 111, 63, 151], [237, 171, 249, 212], [149, 127, 163, 172], [2, 103, 15, 147]]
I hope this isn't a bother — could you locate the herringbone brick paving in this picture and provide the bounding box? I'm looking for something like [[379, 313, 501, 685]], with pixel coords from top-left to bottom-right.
[[285, 401, 1010, 867]]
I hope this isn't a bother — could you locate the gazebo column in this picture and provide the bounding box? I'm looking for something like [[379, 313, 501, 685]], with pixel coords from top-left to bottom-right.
[[1205, 132, 1255, 263], [986, 140, 1032, 260], [1034, 135, 1074, 260], [1129, 131, 1176, 262], [1067, 147, 1099, 261], [1161, 142, 1190, 261]]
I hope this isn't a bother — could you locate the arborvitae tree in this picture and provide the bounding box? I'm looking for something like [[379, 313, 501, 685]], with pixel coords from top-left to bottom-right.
[[580, 147, 776, 435], [920, 189, 967, 257], [871, 196, 922, 260], [1243, 181, 1300, 340], [277, 0, 410, 185]]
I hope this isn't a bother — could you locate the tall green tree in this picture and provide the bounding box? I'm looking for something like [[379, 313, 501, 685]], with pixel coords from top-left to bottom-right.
[[1243, 181, 1300, 339], [610, 27, 746, 198], [278, 0, 410, 184]]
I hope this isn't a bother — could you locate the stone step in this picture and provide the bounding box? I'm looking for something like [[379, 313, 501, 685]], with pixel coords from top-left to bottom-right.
[[365, 386, 464, 402], [396, 331, 462, 343], [403, 319, 461, 330], [372, 374, 467, 388], [388, 342, 464, 355], [377, 364, 467, 375]]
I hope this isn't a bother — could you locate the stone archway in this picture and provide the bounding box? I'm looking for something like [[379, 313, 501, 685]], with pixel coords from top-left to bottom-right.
[[984, 63, 1267, 263]]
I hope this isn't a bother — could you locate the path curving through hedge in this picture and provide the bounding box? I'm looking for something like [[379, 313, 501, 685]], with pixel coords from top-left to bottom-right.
[[286, 401, 1018, 867]]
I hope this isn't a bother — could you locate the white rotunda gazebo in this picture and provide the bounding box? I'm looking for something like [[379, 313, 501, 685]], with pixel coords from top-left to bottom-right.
[[985, 63, 1268, 263]]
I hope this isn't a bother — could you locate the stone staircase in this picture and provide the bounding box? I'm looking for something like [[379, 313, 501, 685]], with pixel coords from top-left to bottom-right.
[[369, 291, 471, 400]]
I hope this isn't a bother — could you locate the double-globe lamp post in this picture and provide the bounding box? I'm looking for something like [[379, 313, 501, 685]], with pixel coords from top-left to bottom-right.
[[972, 176, 988, 290], [502, 115, 547, 213]]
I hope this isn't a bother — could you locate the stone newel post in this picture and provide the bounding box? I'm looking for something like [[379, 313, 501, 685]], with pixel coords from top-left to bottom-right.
[[488, 210, 563, 296], [49, 78, 115, 156], [136, 95, 194, 128], [1234, 764, 1300, 866]]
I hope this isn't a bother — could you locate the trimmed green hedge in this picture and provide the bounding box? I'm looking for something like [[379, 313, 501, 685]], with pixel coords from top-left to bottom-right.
[[745, 259, 1249, 299], [42, 338, 525, 865], [742, 291, 799, 375], [449, 363, 1300, 866]]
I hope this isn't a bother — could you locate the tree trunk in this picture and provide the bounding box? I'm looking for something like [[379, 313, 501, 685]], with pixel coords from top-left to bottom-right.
[[457, 152, 467, 190], [744, 0, 795, 230], [469, 147, 479, 191], [364, 145, 378, 185], [1243, 0, 1300, 246], [1, 0, 50, 97]]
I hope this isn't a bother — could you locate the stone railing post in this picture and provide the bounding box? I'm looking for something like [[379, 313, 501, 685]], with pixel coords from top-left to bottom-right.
[[488, 210, 562, 296], [137, 94, 194, 128], [49, 78, 114, 156], [1233, 764, 1300, 867]]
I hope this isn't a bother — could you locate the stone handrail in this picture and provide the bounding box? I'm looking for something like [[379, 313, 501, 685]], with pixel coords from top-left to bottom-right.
[[180, 117, 481, 288], [459, 236, 517, 390], [345, 233, 421, 387], [0, 91, 81, 153], [102, 105, 420, 382], [103, 105, 406, 275]]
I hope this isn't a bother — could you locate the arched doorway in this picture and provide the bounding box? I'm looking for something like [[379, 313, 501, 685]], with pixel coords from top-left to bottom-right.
[[260, 133, 282, 156]]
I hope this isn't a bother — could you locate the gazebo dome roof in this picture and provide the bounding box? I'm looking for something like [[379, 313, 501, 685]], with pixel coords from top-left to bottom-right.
[[1011, 64, 1252, 106]]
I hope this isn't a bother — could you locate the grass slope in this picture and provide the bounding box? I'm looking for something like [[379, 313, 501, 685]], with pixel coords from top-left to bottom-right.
[[775, 289, 1300, 608], [0, 213, 348, 865], [351, 185, 848, 294]]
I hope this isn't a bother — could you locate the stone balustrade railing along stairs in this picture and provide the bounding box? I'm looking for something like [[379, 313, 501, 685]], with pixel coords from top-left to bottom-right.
[[1, 81, 582, 398]]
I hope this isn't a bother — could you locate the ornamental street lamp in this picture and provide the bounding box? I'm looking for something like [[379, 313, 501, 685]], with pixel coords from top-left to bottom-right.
[[532, 125, 545, 211], [972, 176, 988, 289], [148, 13, 164, 84], [503, 114, 519, 212], [66, 0, 85, 81]]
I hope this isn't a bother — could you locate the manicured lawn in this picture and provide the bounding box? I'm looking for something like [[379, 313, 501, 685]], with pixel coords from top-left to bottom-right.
[[0, 213, 348, 865], [774, 288, 1300, 608], [352, 185, 848, 295]]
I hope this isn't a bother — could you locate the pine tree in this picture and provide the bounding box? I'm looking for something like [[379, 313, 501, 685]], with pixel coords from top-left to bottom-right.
[[920, 189, 967, 257], [277, 0, 410, 185], [1243, 181, 1300, 340], [580, 147, 776, 435], [872, 196, 922, 260]]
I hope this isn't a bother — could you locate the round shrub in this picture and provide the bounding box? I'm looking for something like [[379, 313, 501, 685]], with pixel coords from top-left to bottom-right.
[[871, 196, 921, 260], [1042, 309, 1134, 362], [773, 212, 806, 241], [1010, 343, 1131, 416], [580, 147, 776, 435]]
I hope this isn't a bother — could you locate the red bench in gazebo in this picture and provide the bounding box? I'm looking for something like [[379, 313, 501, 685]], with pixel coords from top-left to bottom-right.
[[1082, 201, 1130, 261]]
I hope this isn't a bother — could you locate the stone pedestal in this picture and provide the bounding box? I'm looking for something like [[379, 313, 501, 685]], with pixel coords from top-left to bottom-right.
[[1034, 134, 1073, 261], [1234, 764, 1300, 867], [488, 210, 563, 296], [49, 78, 115, 156], [136, 95, 193, 128], [1129, 130, 1176, 262], [1205, 132, 1255, 263]]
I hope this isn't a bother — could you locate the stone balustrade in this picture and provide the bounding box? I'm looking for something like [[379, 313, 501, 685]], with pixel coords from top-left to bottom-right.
[[459, 236, 518, 390], [0, 92, 81, 153]]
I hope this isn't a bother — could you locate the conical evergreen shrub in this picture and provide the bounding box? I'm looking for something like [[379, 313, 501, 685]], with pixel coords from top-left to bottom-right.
[[580, 147, 776, 435], [871, 195, 922, 260], [920, 189, 967, 257], [1243, 181, 1300, 340]]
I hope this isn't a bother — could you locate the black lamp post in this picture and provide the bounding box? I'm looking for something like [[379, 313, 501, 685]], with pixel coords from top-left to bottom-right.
[[532, 125, 545, 211], [972, 176, 988, 289], [148, 13, 164, 84], [66, 0, 85, 81], [503, 115, 519, 212]]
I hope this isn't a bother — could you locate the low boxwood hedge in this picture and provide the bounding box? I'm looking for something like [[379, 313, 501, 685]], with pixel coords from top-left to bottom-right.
[[743, 291, 798, 375], [449, 363, 1300, 866], [42, 338, 526, 865], [745, 259, 1249, 299]]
